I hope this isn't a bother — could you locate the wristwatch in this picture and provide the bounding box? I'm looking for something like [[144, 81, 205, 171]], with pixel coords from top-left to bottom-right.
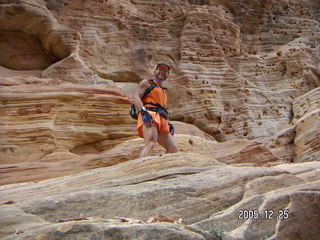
[[141, 106, 147, 112]]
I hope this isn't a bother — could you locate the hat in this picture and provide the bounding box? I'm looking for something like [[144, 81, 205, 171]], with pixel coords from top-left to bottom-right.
[[156, 63, 170, 72]]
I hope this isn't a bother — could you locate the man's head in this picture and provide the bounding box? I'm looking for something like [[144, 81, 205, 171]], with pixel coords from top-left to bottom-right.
[[154, 63, 170, 81]]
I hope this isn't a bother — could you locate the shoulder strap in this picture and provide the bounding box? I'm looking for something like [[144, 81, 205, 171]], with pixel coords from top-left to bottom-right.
[[142, 79, 157, 99]]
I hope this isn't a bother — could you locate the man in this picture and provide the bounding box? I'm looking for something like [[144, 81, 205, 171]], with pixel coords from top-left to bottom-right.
[[134, 63, 179, 157]]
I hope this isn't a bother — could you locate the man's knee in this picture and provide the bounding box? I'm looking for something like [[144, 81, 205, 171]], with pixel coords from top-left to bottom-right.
[[166, 142, 179, 153], [147, 140, 157, 149]]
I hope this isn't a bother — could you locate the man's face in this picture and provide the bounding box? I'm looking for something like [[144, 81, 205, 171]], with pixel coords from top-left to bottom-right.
[[154, 67, 169, 81]]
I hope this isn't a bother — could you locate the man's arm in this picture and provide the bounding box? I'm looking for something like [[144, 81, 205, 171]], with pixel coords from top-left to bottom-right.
[[134, 79, 154, 127], [133, 79, 150, 112]]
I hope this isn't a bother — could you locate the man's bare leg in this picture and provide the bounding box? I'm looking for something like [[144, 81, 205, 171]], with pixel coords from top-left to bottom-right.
[[140, 124, 158, 157], [157, 132, 179, 154]]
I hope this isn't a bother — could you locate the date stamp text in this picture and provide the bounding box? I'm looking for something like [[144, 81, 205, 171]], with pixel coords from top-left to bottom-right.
[[238, 209, 289, 220]]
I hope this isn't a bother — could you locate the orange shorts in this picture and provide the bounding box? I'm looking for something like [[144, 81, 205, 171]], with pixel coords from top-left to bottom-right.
[[137, 111, 170, 138]]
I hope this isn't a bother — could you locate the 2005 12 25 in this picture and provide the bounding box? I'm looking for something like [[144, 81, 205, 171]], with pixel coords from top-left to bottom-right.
[[238, 209, 289, 220]]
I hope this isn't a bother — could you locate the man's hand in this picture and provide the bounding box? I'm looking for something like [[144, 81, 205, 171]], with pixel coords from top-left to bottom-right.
[[141, 108, 153, 127]]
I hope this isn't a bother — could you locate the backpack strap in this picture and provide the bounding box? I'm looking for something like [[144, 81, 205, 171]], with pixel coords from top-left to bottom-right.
[[142, 79, 157, 99], [144, 102, 169, 119]]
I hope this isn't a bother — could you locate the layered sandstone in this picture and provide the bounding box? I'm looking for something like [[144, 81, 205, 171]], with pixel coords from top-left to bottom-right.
[[292, 87, 320, 162], [0, 78, 136, 185], [0, 0, 320, 239], [1, 0, 319, 140], [0, 154, 319, 239]]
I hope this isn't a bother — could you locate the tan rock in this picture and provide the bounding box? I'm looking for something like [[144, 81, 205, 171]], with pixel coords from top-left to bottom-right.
[[41, 53, 102, 85], [1, 0, 319, 140], [0, 0, 74, 61], [0, 155, 319, 240], [292, 88, 320, 162], [262, 125, 296, 163], [0, 97, 220, 184], [0, 0, 320, 239], [8, 221, 208, 240], [194, 162, 320, 240], [0, 30, 60, 70], [0, 82, 136, 185]]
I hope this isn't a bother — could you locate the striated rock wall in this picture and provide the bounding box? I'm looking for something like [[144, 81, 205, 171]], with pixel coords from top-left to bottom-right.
[[170, 0, 320, 140], [1, 0, 318, 174], [0, 83, 135, 161], [292, 87, 320, 162], [0, 0, 320, 239], [1, 0, 319, 140]]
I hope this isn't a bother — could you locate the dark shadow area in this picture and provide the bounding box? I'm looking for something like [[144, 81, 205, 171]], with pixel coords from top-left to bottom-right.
[[0, 30, 61, 70]]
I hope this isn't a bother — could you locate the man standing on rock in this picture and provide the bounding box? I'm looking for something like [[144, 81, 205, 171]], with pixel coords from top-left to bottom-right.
[[134, 63, 179, 157]]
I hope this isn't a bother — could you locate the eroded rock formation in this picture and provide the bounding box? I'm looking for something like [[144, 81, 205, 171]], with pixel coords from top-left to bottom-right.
[[0, 0, 319, 239], [1, 154, 319, 239]]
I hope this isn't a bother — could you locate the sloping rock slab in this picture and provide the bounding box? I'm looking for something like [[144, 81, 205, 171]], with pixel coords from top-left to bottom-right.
[[1, 154, 319, 239], [2, 220, 213, 240]]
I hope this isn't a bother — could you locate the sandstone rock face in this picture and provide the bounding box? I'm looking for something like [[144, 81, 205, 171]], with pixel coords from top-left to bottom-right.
[[0, 30, 60, 70], [292, 87, 320, 163], [1, 0, 319, 139], [0, 155, 319, 239], [0, 0, 320, 239], [0, 80, 137, 185]]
